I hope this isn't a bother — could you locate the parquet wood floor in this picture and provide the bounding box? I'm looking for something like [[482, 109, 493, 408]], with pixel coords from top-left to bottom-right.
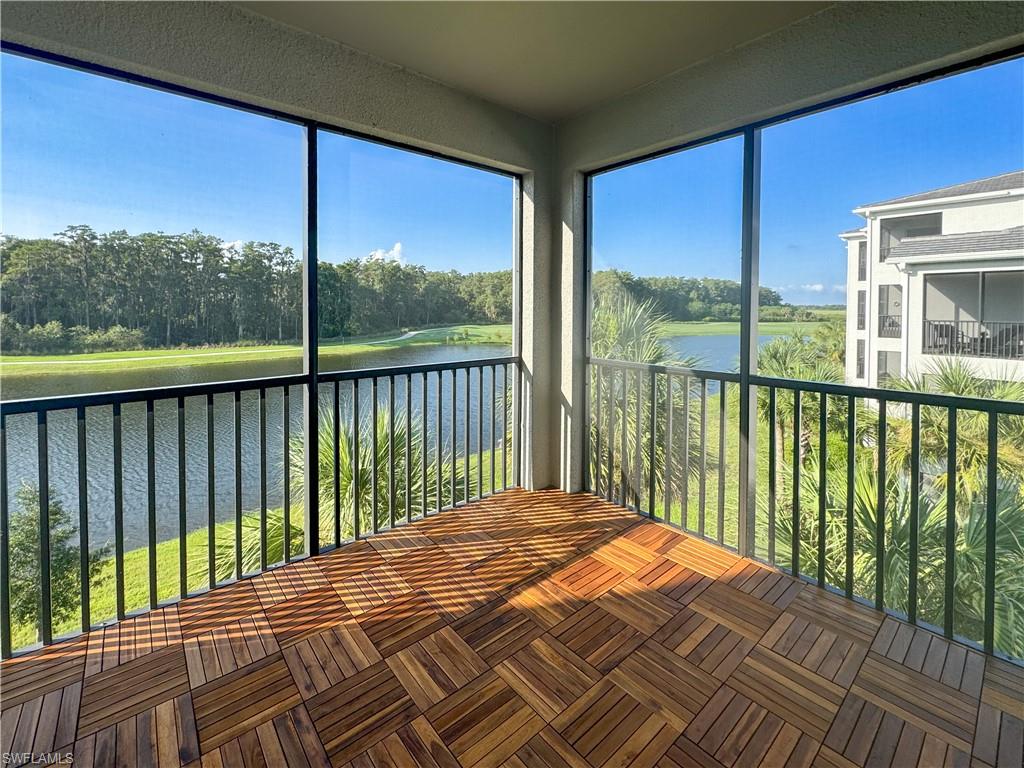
[[2, 488, 1022, 767]]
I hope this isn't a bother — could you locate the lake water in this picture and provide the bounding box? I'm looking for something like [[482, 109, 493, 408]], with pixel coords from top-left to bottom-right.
[[1, 333, 779, 551]]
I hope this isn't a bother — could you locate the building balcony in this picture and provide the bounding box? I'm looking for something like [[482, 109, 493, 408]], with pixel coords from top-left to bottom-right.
[[924, 320, 1024, 361], [877, 314, 902, 338]]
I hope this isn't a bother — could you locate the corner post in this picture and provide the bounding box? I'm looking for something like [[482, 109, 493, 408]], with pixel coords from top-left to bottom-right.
[[303, 125, 320, 556], [738, 127, 762, 558]]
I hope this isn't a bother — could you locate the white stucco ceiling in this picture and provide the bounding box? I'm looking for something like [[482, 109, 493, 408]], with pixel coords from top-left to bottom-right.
[[235, 1, 831, 123]]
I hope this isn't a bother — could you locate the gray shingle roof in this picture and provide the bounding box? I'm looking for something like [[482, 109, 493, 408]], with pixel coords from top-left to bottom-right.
[[864, 170, 1023, 208], [886, 225, 1024, 260]]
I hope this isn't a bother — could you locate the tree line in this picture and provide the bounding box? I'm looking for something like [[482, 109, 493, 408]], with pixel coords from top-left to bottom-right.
[[0, 226, 513, 353]]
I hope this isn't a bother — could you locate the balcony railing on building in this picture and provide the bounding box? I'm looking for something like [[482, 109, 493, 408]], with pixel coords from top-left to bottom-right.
[[924, 319, 1024, 361], [877, 314, 902, 338]]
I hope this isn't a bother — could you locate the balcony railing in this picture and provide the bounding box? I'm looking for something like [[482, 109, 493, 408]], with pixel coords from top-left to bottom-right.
[[0, 356, 521, 657], [586, 356, 1024, 660], [878, 314, 902, 338], [924, 320, 1024, 361]]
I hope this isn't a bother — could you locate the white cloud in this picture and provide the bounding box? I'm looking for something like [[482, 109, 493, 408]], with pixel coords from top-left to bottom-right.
[[800, 283, 825, 293], [832, 283, 847, 293], [367, 242, 404, 264]]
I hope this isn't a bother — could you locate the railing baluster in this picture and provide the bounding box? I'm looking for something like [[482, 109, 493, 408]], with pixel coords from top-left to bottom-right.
[[372, 377, 379, 534], [761, 388, 774, 564], [260, 388, 268, 570], [944, 407, 956, 638], [147, 400, 158, 608], [908, 403, 920, 624], [984, 411, 998, 654], [113, 402, 125, 620], [389, 376, 396, 530], [234, 390, 242, 579], [464, 368, 470, 504], [817, 392, 827, 588], [648, 368, 657, 519], [332, 383, 340, 547], [605, 367, 613, 503], [0, 414, 10, 658], [37, 411, 53, 643], [206, 394, 216, 587], [489, 366, 496, 497], [681, 376, 690, 530], [451, 370, 458, 507], [593, 365, 602, 498], [436, 370, 442, 514], [353, 380, 361, 540], [421, 372, 428, 517], [875, 399, 887, 610], [699, 379, 708, 537], [502, 364, 509, 490], [477, 366, 484, 500], [283, 387, 291, 561], [717, 381, 726, 544], [845, 395, 855, 598], [513, 362, 522, 487], [620, 368, 628, 507], [665, 374, 674, 525], [80, 406, 93, 629], [406, 374, 413, 523], [792, 390, 801, 579], [634, 369, 642, 511]]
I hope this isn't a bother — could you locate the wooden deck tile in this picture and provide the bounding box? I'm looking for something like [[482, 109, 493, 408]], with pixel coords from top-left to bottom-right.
[[469, 548, 542, 592], [389, 546, 460, 592], [78, 644, 190, 739], [596, 577, 681, 636], [550, 602, 646, 674], [872, 617, 985, 697], [192, 651, 301, 753], [345, 716, 458, 768], [727, 645, 845, 742], [368, 527, 435, 560], [590, 537, 658, 575], [783, 584, 883, 649], [549, 520, 619, 552], [387, 627, 488, 711], [552, 555, 629, 599], [437, 530, 505, 566], [333, 564, 411, 616], [71, 693, 199, 768], [690, 581, 781, 641], [0, 636, 87, 710], [722, 561, 803, 609], [316, 540, 387, 585], [504, 727, 590, 768], [507, 575, 589, 630], [452, 597, 545, 665], [1, 679, 80, 757], [357, 590, 448, 657], [665, 537, 739, 578], [198, 704, 329, 768], [608, 640, 720, 731], [183, 611, 279, 688], [252, 558, 329, 609], [619, 520, 687, 556], [177, 580, 263, 640], [265, 586, 352, 647], [974, 657, 1024, 768], [496, 635, 600, 721], [307, 661, 419, 767], [426, 670, 544, 768], [634, 556, 713, 606], [511, 531, 579, 570], [653, 606, 755, 682], [282, 621, 382, 700], [550, 677, 680, 768], [760, 611, 868, 689], [83, 604, 183, 675], [422, 567, 498, 622]]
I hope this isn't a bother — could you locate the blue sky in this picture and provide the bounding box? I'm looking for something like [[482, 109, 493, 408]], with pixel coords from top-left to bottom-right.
[[3, 52, 1023, 302]]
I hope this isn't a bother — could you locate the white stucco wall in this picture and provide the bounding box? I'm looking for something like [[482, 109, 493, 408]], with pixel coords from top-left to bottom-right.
[[1, 0, 561, 488], [555, 2, 1024, 491]]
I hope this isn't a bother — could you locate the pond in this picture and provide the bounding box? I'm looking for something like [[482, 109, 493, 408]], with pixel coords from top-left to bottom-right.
[[3, 343, 511, 551], [661, 333, 786, 372]]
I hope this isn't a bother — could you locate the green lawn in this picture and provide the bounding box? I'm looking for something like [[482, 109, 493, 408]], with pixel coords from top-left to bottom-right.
[[658, 320, 824, 337], [0, 324, 512, 377]]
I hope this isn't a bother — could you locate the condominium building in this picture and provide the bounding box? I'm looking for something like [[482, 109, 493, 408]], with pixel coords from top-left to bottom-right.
[[841, 170, 1024, 387]]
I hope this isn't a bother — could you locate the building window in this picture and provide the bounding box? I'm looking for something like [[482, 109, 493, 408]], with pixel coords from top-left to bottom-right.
[[857, 242, 867, 281], [878, 284, 903, 338], [856, 340, 865, 378], [877, 351, 901, 384], [857, 290, 866, 330]]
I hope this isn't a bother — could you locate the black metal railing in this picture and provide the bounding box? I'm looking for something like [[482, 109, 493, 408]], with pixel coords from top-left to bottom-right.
[[924, 320, 1024, 361], [878, 314, 902, 338], [587, 357, 1024, 660], [0, 356, 521, 657]]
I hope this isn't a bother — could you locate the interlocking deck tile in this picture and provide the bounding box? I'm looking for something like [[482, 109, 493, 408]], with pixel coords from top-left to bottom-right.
[[357, 590, 448, 657], [690, 581, 781, 641], [469, 548, 542, 592], [78, 644, 190, 739], [83, 604, 182, 676], [282, 620, 382, 699], [176, 579, 264, 640], [589, 537, 658, 575], [389, 546, 461, 592], [252, 558, 330, 609], [0, 679, 80, 757], [387, 626, 488, 711], [437, 530, 505, 566], [183, 611, 279, 688], [550, 602, 646, 674], [198, 704, 329, 768], [596, 577, 681, 636], [511, 531, 580, 570], [507, 575, 589, 630], [191, 651, 301, 753], [653, 606, 755, 682], [760, 611, 868, 690], [452, 597, 545, 666], [264, 586, 353, 648], [0, 636, 87, 710], [504, 727, 590, 768], [345, 716, 459, 768], [316, 540, 387, 585], [307, 660, 419, 767], [334, 563, 412, 616], [728, 645, 845, 742], [665, 537, 739, 578], [634, 556, 713, 606], [551, 554, 629, 600], [722, 560, 803, 609], [496, 635, 601, 721], [422, 567, 498, 622], [71, 693, 199, 768], [368, 527, 435, 560], [871, 617, 985, 697], [426, 670, 544, 768], [974, 657, 1024, 768], [619, 520, 687, 555], [551, 677, 680, 768]]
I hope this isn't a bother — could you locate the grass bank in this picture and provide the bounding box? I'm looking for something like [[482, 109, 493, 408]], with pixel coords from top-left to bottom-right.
[[659, 320, 825, 337]]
